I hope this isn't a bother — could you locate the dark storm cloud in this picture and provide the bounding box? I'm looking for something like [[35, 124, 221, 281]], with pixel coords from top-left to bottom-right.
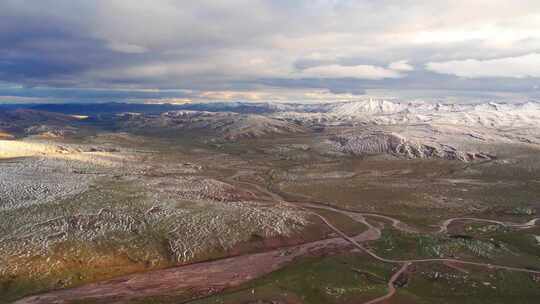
[[0, 87, 191, 101], [0, 4, 150, 87], [1, 0, 540, 102]]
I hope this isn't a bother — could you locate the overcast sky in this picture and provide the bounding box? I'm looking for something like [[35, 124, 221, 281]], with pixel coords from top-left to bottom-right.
[[1, 0, 540, 103]]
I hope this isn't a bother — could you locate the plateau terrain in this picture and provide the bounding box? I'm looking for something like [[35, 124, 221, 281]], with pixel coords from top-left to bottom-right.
[[1, 99, 540, 304]]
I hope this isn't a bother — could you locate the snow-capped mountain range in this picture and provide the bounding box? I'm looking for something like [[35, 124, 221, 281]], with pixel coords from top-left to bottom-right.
[[270, 99, 540, 129], [2, 99, 540, 161]]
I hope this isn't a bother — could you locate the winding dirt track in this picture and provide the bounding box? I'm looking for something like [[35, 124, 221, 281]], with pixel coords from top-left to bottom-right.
[[301, 202, 540, 304], [363, 263, 411, 304], [297, 201, 540, 270], [13, 173, 540, 304], [438, 217, 540, 234], [296, 202, 540, 303]]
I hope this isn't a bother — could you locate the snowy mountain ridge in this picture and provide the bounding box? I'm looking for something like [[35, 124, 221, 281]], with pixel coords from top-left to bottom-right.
[[270, 99, 540, 129]]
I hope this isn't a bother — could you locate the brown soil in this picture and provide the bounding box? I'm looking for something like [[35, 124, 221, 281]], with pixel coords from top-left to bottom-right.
[[15, 237, 352, 304]]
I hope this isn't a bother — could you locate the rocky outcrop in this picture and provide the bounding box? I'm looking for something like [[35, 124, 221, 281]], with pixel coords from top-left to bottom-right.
[[330, 132, 494, 162]]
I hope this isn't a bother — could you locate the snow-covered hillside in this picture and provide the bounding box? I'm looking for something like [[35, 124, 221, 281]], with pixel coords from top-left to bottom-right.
[[273, 99, 540, 129]]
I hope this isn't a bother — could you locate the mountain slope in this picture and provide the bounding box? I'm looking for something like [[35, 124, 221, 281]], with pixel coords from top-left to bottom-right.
[[329, 131, 495, 161], [117, 110, 306, 140]]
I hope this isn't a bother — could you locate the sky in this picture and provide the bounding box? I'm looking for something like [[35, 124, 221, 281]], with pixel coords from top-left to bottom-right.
[[1, 0, 540, 103]]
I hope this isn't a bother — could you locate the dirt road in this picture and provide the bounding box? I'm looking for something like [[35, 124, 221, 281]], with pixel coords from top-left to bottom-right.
[[363, 263, 411, 304], [438, 217, 540, 234]]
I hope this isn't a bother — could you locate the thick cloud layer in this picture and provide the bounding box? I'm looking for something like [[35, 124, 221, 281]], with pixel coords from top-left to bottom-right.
[[1, 0, 540, 102]]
